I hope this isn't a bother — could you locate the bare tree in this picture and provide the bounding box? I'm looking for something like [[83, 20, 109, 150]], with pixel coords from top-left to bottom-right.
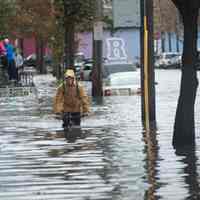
[[171, 0, 200, 147]]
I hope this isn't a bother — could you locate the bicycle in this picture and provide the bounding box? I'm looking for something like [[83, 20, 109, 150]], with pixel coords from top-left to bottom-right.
[[62, 112, 81, 139]]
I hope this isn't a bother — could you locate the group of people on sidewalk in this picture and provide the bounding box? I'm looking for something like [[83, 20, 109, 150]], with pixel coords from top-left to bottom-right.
[[0, 38, 23, 84]]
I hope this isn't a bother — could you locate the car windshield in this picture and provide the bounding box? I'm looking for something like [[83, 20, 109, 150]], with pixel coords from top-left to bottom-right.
[[164, 54, 180, 59], [107, 72, 140, 86], [84, 64, 92, 70], [103, 63, 136, 78]]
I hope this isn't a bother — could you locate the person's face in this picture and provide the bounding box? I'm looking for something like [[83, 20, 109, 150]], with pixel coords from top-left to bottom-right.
[[65, 76, 74, 86]]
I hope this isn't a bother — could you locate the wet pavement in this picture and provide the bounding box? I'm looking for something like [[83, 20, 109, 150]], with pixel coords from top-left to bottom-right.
[[1, 70, 200, 199]]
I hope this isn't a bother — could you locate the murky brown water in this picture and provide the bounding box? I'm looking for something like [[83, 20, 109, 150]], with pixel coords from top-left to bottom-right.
[[1, 70, 200, 200]]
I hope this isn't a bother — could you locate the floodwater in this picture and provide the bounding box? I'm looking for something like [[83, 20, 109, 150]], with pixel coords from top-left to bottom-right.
[[1, 70, 200, 200]]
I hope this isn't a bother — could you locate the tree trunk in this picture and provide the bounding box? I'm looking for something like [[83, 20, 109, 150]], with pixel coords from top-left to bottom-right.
[[53, 63, 62, 80], [64, 23, 75, 70], [68, 23, 75, 68], [36, 37, 40, 72], [63, 0, 75, 71], [19, 38, 24, 56], [173, 8, 199, 147], [36, 38, 45, 74], [39, 39, 46, 74]]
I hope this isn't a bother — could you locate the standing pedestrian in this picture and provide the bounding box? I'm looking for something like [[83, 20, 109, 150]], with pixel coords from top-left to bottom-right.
[[0, 40, 7, 68], [14, 49, 24, 82], [4, 38, 17, 82]]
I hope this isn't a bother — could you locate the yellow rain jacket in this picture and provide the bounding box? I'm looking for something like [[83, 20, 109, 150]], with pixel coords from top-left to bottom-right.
[[53, 82, 90, 114]]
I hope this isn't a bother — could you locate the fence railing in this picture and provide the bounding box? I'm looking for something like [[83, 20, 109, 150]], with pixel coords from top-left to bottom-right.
[[0, 70, 35, 86], [0, 86, 37, 98], [0, 68, 37, 98], [19, 71, 34, 86]]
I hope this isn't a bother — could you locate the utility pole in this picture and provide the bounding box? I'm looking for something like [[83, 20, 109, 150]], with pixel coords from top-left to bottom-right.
[[140, 0, 156, 131], [92, 0, 103, 97]]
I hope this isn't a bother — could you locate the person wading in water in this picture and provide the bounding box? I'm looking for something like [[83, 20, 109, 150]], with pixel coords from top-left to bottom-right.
[[53, 69, 90, 131]]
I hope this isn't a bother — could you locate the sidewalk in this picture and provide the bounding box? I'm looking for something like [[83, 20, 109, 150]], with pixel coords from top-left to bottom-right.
[[33, 73, 57, 88], [33, 73, 57, 102]]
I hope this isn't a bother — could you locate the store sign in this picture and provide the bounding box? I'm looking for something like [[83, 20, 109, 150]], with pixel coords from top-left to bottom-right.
[[106, 38, 128, 62]]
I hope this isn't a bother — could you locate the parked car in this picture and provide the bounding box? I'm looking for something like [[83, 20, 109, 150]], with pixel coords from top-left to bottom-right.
[[74, 52, 85, 64], [23, 54, 53, 67], [23, 54, 36, 67], [81, 57, 113, 81], [155, 52, 181, 69], [80, 62, 93, 81], [103, 71, 141, 96], [74, 52, 85, 79], [102, 62, 137, 79]]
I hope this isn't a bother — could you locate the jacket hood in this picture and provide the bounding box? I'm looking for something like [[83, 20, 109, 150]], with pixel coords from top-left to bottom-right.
[[65, 69, 75, 78]]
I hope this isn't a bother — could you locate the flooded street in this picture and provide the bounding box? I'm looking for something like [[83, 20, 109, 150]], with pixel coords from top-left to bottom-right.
[[1, 69, 200, 200]]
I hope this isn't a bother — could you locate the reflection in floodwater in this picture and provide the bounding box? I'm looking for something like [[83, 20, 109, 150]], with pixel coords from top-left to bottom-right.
[[1, 71, 200, 199], [143, 131, 200, 200], [143, 129, 160, 200], [175, 147, 200, 200], [58, 128, 86, 143]]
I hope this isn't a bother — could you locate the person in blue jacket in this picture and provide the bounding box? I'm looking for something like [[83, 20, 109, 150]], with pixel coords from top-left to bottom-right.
[[4, 38, 17, 81]]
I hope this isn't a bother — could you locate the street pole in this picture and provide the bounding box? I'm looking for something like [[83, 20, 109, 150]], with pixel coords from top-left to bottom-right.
[[140, 0, 145, 125], [92, 0, 103, 98], [140, 0, 156, 131]]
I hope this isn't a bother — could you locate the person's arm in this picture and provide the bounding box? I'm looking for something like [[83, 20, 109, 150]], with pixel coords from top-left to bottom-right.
[[53, 86, 64, 114], [19, 55, 23, 66], [78, 84, 90, 113]]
